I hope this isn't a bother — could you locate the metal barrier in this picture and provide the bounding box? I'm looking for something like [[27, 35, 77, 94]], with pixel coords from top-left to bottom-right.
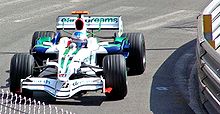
[[197, 0, 220, 113], [0, 89, 74, 114]]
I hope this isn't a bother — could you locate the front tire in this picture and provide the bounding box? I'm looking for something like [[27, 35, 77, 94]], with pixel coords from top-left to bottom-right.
[[103, 54, 127, 100], [10, 53, 34, 97]]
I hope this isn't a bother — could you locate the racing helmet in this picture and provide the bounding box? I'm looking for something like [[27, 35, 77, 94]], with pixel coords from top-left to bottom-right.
[[72, 31, 87, 47], [72, 31, 87, 39], [71, 18, 88, 47]]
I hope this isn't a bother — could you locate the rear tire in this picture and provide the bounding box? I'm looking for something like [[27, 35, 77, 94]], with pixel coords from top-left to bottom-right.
[[122, 33, 146, 75], [10, 53, 34, 98], [103, 54, 127, 100]]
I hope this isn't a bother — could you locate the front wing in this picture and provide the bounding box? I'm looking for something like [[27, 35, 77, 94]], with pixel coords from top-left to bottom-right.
[[21, 77, 105, 99]]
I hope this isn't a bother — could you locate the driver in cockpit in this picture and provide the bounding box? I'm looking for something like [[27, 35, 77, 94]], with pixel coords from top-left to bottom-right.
[[70, 18, 88, 48]]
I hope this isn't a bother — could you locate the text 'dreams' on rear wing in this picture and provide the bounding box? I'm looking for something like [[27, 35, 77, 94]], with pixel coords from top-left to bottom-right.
[[56, 15, 123, 34], [56, 15, 122, 30]]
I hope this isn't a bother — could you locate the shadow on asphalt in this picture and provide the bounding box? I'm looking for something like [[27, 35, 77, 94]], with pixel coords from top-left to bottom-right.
[[150, 39, 197, 114], [50, 96, 106, 106]]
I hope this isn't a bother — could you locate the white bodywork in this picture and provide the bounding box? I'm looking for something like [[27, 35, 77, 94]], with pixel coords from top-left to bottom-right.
[[21, 14, 123, 99], [21, 37, 109, 99]]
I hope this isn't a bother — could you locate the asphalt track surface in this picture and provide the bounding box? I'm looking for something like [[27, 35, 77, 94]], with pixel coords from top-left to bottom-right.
[[0, 0, 212, 114]]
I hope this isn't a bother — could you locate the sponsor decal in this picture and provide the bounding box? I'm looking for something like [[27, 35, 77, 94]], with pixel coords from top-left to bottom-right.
[[61, 18, 75, 23], [33, 80, 51, 84], [60, 17, 118, 24], [72, 80, 100, 87], [59, 73, 66, 77], [72, 81, 79, 86]]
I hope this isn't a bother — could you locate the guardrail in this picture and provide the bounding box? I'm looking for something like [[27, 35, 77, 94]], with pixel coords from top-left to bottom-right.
[[197, 0, 220, 113], [0, 89, 74, 114]]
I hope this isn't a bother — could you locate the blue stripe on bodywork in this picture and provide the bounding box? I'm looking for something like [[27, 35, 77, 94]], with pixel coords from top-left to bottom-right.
[[33, 47, 49, 54], [104, 38, 130, 58], [52, 32, 61, 44], [103, 45, 121, 53]]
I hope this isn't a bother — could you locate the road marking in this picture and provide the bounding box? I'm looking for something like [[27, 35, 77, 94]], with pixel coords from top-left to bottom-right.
[[70, 0, 83, 2], [13, 4, 63, 22], [0, 0, 33, 7], [13, 4, 75, 23], [97, 6, 145, 15], [0, 4, 62, 23], [155, 87, 169, 91], [127, 10, 198, 31], [102, 6, 135, 14], [14, 17, 32, 23]]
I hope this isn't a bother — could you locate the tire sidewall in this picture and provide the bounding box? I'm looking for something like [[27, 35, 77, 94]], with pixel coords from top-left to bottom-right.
[[123, 33, 146, 75], [10, 53, 34, 94]]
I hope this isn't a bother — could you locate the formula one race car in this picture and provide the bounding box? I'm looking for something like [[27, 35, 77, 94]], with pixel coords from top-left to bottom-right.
[[9, 10, 146, 100]]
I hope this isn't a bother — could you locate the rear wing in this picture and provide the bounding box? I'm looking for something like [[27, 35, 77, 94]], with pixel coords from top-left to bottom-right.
[[56, 15, 123, 36]]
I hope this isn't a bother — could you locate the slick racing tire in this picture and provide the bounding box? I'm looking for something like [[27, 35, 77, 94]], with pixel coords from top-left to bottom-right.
[[10, 53, 34, 98], [30, 31, 56, 50], [122, 33, 146, 75], [103, 54, 127, 100]]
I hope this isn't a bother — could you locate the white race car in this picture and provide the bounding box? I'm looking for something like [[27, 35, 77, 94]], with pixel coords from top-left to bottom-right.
[[9, 11, 146, 100]]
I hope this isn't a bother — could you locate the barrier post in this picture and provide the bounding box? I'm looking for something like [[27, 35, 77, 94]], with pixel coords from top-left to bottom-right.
[[203, 14, 215, 48]]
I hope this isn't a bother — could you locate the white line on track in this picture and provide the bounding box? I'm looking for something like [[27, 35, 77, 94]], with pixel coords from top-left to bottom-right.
[[0, 0, 33, 7], [127, 10, 198, 31], [101, 6, 135, 14], [97, 6, 145, 15], [13, 3, 81, 23], [0, 4, 63, 23], [14, 17, 32, 23], [70, 0, 83, 2], [13, 4, 63, 23]]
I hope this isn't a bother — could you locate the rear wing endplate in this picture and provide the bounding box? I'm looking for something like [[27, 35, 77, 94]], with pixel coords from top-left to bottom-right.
[[56, 15, 123, 36]]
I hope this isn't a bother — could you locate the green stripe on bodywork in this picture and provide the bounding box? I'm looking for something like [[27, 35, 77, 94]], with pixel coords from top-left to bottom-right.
[[34, 37, 52, 48], [72, 48, 80, 55], [61, 58, 64, 69], [61, 48, 70, 68], [65, 48, 81, 72], [34, 45, 51, 48], [104, 44, 121, 47], [36, 37, 52, 45], [60, 47, 81, 70], [114, 37, 127, 43], [64, 48, 70, 56]]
